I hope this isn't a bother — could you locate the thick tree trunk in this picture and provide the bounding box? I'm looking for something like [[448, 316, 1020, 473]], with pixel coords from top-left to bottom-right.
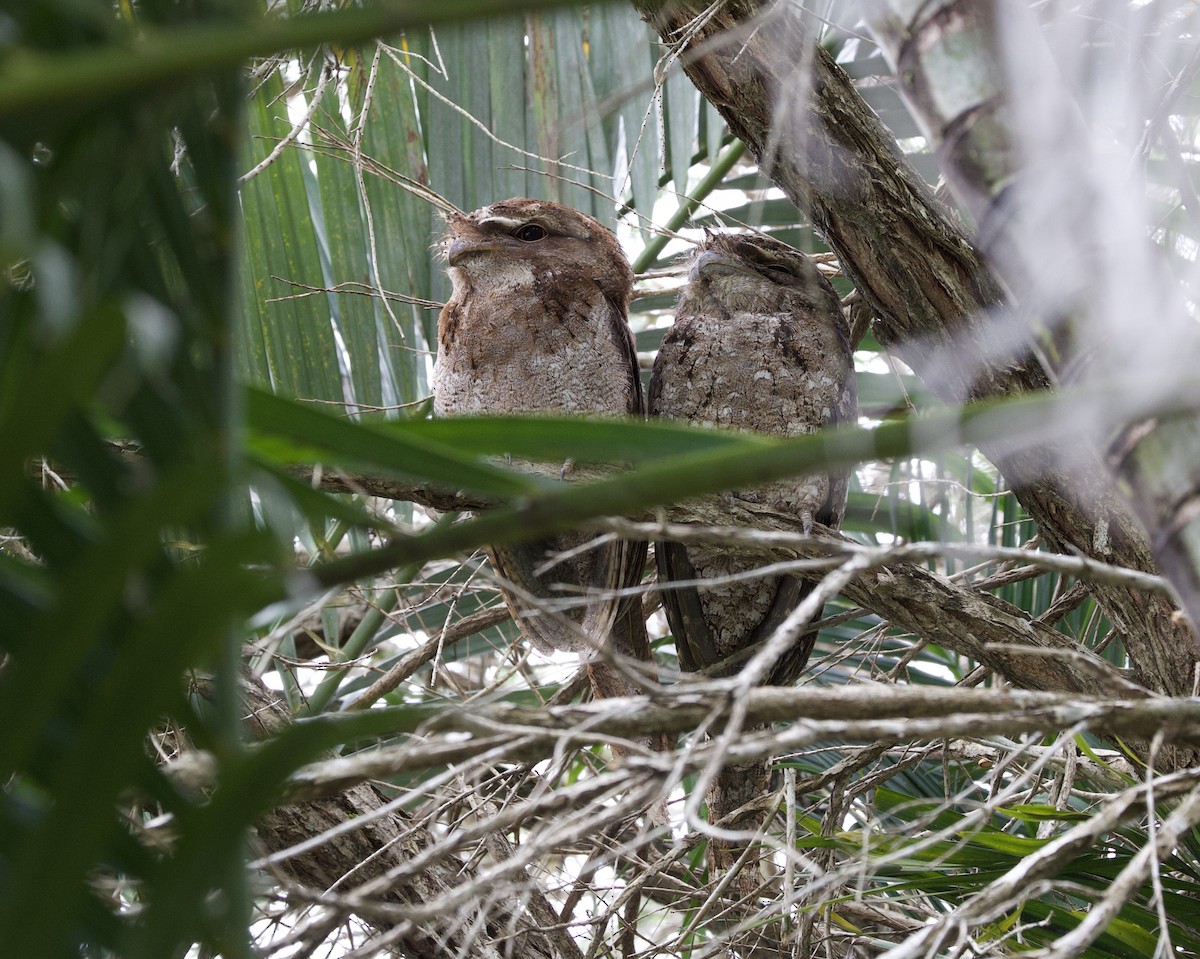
[[864, 0, 1200, 664], [631, 0, 1199, 704]]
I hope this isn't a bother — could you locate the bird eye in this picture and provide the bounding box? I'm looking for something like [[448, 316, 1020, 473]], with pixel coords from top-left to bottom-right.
[[763, 262, 792, 277], [514, 224, 548, 242]]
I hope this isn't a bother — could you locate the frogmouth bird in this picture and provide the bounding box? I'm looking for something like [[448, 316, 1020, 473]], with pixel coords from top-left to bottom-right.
[[434, 198, 651, 701], [649, 230, 856, 685], [649, 230, 857, 882]]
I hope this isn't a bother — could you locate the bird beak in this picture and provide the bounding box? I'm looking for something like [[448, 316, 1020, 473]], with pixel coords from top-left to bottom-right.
[[447, 237, 503, 267], [690, 249, 744, 281]]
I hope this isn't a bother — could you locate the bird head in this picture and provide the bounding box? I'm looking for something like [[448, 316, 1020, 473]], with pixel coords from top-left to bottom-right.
[[441, 199, 633, 306], [686, 232, 840, 317]]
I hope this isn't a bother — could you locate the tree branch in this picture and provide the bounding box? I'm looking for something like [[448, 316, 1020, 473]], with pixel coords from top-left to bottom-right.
[[184, 673, 578, 959], [864, 0, 1200, 674], [300, 467, 1145, 701], [168, 685, 1200, 806], [628, 0, 1199, 702]]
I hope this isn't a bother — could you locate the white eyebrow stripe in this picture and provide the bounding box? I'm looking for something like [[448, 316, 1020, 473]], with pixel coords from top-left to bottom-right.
[[478, 216, 527, 229]]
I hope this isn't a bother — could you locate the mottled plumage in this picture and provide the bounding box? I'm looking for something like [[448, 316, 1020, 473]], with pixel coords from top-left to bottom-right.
[[650, 231, 856, 685], [650, 230, 856, 885], [433, 199, 649, 672]]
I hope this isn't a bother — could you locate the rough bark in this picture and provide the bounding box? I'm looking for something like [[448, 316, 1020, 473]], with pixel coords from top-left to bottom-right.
[[865, 0, 1200, 666], [630, 0, 1199, 701]]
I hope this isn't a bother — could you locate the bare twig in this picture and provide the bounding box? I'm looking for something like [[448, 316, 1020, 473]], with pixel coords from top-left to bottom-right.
[[165, 686, 1200, 805], [346, 605, 511, 711]]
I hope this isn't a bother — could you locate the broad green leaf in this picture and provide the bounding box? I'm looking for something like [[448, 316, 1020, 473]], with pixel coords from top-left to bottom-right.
[[377, 412, 768, 462], [245, 386, 545, 496], [239, 70, 344, 402]]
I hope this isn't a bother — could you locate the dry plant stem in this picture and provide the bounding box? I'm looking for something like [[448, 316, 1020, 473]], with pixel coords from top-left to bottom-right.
[[239, 64, 331, 184], [267, 274, 442, 311], [188, 674, 574, 959], [305, 772, 643, 893], [556, 818, 650, 922], [577, 848, 669, 959], [615, 515, 1142, 704], [279, 778, 667, 928], [477, 809, 585, 959], [629, 0, 1199, 706], [597, 518, 1172, 595], [682, 555, 868, 913], [347, 605, 512, 710], [303, 469, 1144, 702], [175, 681, 1190, 959], [168, 687, 1200, 806]]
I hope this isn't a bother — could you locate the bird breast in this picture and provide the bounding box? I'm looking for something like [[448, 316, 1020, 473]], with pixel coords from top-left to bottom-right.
[[653, 311, 847, 436], [434, 276, 634, 418]]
